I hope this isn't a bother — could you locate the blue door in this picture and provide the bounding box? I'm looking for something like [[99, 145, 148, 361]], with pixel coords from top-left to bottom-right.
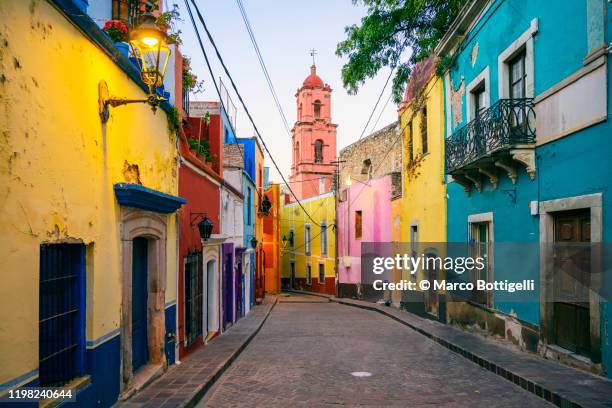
[[132, 237, 149, 372]]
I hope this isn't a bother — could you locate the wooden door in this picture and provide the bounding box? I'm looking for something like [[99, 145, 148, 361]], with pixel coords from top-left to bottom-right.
[[132, 237, 149, 372], [553, 209, 591, 356]]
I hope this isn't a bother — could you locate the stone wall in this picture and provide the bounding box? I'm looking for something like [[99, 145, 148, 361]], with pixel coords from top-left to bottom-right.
[[339, 121, 401, 187]]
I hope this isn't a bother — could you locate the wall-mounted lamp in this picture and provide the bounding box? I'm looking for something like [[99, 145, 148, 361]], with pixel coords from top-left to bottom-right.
[[258, 195, 272, 216], [98, 9, 171, 123], [190, 212, 214, 241], [248, 236, 258, 249]]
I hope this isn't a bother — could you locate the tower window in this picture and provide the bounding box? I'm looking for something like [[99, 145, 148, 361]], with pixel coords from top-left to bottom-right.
[[314, 100, 321, 118], [314, 139, 323, 163]]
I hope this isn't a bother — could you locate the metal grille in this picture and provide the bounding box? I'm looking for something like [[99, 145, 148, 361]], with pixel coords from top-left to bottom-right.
[[39, 244, 85, 386], [184, 253, 203, 347], [445, 98, 536, 173]]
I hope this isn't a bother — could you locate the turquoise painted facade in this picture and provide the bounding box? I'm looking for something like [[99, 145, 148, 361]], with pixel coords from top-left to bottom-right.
[[441, 0, 611, 376]]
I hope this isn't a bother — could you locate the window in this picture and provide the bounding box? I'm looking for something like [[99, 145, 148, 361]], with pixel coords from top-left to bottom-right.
[[472, 83, 486, 116], [320, 224, 328, 255], [305, 225, 311, 255], [508, 49, 527, 130], [509, 50, 526, 99], [295, 142, 300, 164], [355, 211, 362, 240], [407, 120, 414, 163], [361, 159, 372, 179], [318, 263, 325, 283], [314, 139, 323, 163], [288, 229, 295, 248], [247, 187, 252, 225], [314, 100, 321, 118], [420, 107, 428, 154], [469, 222, 491, 305], [39, 244, 86, 386], [410, 225, 418, 281], [319, 177, 325, 194], [306, 264, 312, 285], [184, 253, 203, 347]]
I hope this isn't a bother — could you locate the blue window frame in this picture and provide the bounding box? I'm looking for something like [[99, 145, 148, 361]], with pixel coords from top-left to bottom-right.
[[247, 188, 252, 225], [39, 244, 86, 386]]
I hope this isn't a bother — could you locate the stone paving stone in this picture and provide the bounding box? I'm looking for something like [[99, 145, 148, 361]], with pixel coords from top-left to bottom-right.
[[291, 291, 612, 408], [113, 296, 277, 408], [198, 296, 554, 407]]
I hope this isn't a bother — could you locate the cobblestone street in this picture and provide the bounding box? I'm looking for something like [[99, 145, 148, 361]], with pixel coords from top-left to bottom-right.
[[197, 294, 552, 407]]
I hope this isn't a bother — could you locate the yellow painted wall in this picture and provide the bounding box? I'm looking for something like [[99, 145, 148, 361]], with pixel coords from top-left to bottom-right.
[[280, 193, 336, 282], [0, 0, 178, 387], [398, 73, 446, 286], [399, 74, 447, 244]]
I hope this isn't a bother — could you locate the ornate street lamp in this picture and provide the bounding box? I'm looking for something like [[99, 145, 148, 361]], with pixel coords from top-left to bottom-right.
[[190, 213, 214, 241], [98, 9, 171, 123], [250, 236, 258, 249], [259, 195, 272, 216]]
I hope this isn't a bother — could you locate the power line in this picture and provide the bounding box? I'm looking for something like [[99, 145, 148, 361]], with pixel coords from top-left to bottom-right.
[[185, 0, 322, 227], [358, 68, 394, 141], [369, 92, 393, 135], [345, 75, 442, 207], [234, 0, 292, 138]]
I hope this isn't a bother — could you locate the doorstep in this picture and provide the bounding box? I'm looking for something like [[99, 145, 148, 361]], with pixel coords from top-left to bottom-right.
[[285, 290, 612, 408], [113, 295, 277, 408]]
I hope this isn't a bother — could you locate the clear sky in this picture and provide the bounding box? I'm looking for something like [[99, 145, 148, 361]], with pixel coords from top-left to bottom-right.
[[175, 0, 398, 182]]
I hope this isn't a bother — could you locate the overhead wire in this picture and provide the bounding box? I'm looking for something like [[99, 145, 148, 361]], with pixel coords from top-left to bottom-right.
[[234, 0, 293, 138], [184, 0, 322, 227]]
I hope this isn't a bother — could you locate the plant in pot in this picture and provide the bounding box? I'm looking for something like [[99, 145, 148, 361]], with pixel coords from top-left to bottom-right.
[[103, 20, 129, 57]]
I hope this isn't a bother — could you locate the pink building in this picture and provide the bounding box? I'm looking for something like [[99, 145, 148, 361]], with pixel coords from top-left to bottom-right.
[[289, 65, 338, 201], [337, 175, 394, 298]]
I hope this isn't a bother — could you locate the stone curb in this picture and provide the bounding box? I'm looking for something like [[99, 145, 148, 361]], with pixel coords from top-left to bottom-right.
[[116, 296, 278, 408], [184, 296, 278, 408], [283, 290, 609, 408]]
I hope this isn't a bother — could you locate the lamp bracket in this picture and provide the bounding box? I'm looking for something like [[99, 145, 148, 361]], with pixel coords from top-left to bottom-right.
[[190, 212, 208, 227], [98, 80, 165, 123]]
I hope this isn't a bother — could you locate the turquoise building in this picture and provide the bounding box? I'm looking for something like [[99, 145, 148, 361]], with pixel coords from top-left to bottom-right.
[[439, 0, 611, 377]]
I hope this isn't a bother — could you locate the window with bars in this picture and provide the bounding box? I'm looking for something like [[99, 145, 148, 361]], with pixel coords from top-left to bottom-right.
[[320, 224, 328, 256], [306, 264, 312, 285], [318, 263, 325, 284], [305, 225, 311, 255], [420, 107, 428, 154], [407, 120, 414, 163], [39, 244, 86, 387], [184, 253, 203, 347]]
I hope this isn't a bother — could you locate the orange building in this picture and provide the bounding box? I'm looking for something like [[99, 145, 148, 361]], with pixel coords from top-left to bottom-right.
[[262, 181, 281, 293]]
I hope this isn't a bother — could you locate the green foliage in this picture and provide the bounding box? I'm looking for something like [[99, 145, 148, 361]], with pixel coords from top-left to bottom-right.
[[187, 137, 212, 162], [167, 106, 180, 136], [182, 56, 205, 94], [336, 0, 467, 103], [156, 4, 183, 45]]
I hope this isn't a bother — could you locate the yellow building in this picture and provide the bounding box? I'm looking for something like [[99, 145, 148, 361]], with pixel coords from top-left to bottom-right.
[[280, 192, 336, 295], [0, 1, 182, 404], [397, 57, 447, 319]]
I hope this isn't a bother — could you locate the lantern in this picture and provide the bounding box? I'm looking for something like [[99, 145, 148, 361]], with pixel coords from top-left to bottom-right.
[[250, 237, 258, 249], [259, 195, 272, 215], [129, 12, 171, 91], [197, 217, 214, 241]]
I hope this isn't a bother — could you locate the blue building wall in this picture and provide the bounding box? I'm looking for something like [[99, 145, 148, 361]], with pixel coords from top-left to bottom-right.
[[444, 0, 610, 375]]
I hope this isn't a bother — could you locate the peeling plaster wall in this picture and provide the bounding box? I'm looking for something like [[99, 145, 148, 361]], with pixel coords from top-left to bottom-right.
[[399, 74, 447, 244], [0, 0, 178, 387]]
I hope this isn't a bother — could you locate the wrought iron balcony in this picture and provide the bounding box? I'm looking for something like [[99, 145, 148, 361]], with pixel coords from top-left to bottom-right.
[[445, 98, 536, 193]]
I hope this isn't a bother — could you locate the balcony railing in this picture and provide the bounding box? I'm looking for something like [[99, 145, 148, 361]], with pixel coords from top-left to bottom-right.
[[445, 98, 536, 173]]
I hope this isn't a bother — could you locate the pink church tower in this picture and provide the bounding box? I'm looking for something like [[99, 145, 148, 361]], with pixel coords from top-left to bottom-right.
[[289, 63, 338, 201]]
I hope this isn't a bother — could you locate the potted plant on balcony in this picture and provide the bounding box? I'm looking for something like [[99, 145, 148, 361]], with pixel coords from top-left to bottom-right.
[[102, 20, 129, 57]]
